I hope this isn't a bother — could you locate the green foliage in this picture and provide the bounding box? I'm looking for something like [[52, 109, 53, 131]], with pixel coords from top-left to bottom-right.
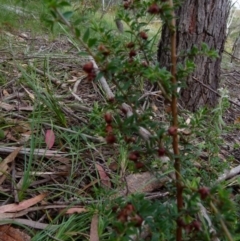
[[40, 0, 238, 239], [9, 0, 236, 240]]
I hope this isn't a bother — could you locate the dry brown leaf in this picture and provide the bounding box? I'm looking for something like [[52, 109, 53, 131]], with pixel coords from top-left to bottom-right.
[[109, 161, 118, 171], [0, 101, 15, 111], [2, 89, 10, 96], [178, 128, 191, 135], [234, 117, 240, 124], [1, 219, 57, 230], [18, 133, 31, 144], [0, 225, 31, 241], [18, 106, 34, 111], [95, 164, 111, 188], [65, 207, 87, 214], [47, 156, 71, 165], [0, 209, 29, 220], [124, 172, 170, 194], [21, 86, 35, 101], [66, 76, 78, 83], [90, 214, 99, 241], [12, 121, 30, 133], [0, 147, 22, 178], [4, 131, 19, 142], [0, 146, 66, 158], [0, 193, 47, 214], [45, 129, 55, 149]]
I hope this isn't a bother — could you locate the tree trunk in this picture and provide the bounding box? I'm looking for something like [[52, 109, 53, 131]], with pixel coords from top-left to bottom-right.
[[158, 0, 230, 111]]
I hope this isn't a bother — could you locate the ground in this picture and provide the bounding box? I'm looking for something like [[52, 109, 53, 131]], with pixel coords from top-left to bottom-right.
[[1, 2, 240, 240]]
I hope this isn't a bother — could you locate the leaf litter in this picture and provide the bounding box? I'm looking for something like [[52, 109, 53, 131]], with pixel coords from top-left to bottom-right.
[[0, 11, 240, 240]]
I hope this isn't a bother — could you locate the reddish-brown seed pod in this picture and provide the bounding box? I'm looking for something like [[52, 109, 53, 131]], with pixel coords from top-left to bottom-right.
[[139, 31, 148, 40], [121, 107, 128, 115], [184, 224, 193, 234], [132, 150, 140, 157], [124, 136, 136, 143], [198, 187, 210, 200], [128, 58, 134, 64], [123, 2, 130, 9], [104, 113, 112, 123], [158, 147, 166, 156], [168, 126, 177, 136], [147, 3, 160, 14], [117, 210, 128, 223], [126, 42, 135, 48], [191, 220, 201, 231], [106, 134, 116, 144], [98, 44, 110, 56], [112, 205, 118, 212], [177, 218, 186, 228], [87, 72, 96, 81], [129, 50, 137, 58], [131, 214, 143, 227], [135, 162, 144, 169], [141, 61, 149, 67], [128, 152, 139, 162], [107, 97, 115, 103], [106, 124, 113, 133], [124, 136, 131, 143], [83, 62, 94, 73], [124, 203, 135, 215]]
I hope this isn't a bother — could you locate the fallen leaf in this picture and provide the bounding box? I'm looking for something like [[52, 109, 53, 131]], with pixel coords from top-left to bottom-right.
[[12, 120, 31, 133], [234, 117, 240, 124], [90, 214, 99, 241], [66, 76, 78, 83], [45, 130, 55, 149], [18, 106, 34, 111], [4, 130, 19, 142], [0, 193, 47, 213], [0, 147, 22, 179], [21, 86, 35, 101], [0, 225, 31, 241], [95, 164, 111, 188], [122, 172, 170, 194], [0, 209, 29, 220], [65, 207, 87, 214], [1, 219, 58, 230], [109, 161, 118, 171], [0, 101, 15, 111], [19, 32, 29, 39], [2, 89, 10, 96]]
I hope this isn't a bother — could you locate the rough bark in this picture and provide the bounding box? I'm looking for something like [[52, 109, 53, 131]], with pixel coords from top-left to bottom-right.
[[232, 34, 240, 60], [158, 0, 231, 111]]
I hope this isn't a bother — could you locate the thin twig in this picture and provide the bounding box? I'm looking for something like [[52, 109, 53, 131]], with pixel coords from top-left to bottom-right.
[[168, 0, 183, 240], [224, 50, 240, 61], [193, 77, 240, 109], [210, 202, 233, 241]]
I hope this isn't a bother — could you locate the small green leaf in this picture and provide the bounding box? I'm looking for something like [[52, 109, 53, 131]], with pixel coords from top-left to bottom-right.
[[0, 129, 4, 140], [201, 42, 209, 52], [50, 9, 57, 18], [88, 38, 98, 48], [78, 51, 90, 56], [95, 72, 104, 81], [75, 28, 81, 38], [63, 11, 73, 20], [57, 1, 71, 7], [74, 18, 83, 26], [83, 28, 90, 43]]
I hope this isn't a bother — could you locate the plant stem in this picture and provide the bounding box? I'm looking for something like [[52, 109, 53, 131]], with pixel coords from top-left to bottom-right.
[[168, 1, 183, 240], [210, 202, 233, 241]]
